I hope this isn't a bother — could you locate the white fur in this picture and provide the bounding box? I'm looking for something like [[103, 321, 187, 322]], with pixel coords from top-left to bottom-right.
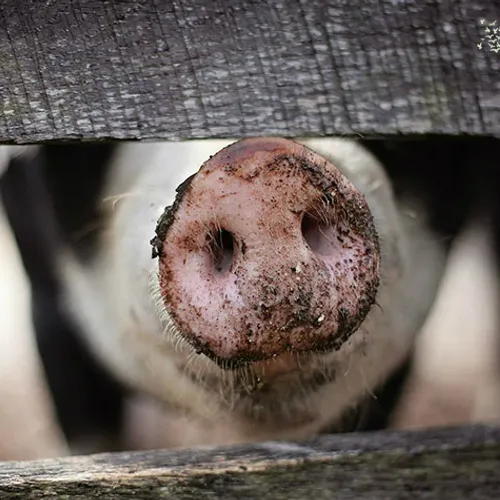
[[59, 138, 447, 447]]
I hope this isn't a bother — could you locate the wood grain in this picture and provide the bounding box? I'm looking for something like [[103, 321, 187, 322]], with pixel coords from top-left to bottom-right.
[[0, 424, 498, 498], [0, 0, 498, 144]]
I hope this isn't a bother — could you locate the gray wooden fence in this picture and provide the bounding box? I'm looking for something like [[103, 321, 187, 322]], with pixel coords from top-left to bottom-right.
[[0, 425, 498, 499], [0, 1, 499, 498], [0, 0, 499, 143]]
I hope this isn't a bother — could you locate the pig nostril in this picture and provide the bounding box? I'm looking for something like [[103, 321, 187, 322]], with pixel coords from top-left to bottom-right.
[[209, 228, 235, 274], [301, 213, 335, 256]]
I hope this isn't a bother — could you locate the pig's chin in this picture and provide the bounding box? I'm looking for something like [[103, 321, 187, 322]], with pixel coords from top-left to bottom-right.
[[177, 328, 351, 427]]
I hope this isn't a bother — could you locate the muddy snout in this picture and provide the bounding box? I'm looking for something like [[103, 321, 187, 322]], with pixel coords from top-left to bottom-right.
[[151, 137, 380, 367]]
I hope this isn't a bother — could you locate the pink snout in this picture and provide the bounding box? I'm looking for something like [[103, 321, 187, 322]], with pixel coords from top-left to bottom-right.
[[151, 138, 380, 367]]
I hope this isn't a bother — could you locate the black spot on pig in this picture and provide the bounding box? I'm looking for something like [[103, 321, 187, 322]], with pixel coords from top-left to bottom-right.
[[0, 150, 127, 450]]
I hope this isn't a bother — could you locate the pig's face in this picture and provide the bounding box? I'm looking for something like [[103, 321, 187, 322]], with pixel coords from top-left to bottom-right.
[[60, 137, 446, 444]]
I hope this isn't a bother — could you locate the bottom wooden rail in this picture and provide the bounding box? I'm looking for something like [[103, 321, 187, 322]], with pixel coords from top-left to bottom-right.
[[0, 424, 498, 499]]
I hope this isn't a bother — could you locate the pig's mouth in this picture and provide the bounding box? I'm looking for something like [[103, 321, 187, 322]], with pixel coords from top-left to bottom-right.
[[152, 137, 380, 370], [178, 345, 342, 401]]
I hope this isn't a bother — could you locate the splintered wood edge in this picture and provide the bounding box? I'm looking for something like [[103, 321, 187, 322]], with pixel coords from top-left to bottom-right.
[[0, 424, 498, 498]]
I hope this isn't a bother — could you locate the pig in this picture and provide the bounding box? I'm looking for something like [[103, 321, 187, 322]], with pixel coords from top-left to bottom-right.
[[0, 147, 69, 460], [0, 145, 126, 456], [1, 135, 496, 454]]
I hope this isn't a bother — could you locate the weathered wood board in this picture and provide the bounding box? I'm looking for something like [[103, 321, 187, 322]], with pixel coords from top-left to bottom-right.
[[0, 424, 498, 499], [0, 0, 499, 144]]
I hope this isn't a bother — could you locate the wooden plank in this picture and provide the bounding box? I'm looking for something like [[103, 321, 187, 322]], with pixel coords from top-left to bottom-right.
[[0, 424, 498, 498], [0, 0, 498, 144]]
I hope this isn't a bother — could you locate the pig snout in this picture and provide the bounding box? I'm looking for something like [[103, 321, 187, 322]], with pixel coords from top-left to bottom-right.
[[151, 137, 380, 366]]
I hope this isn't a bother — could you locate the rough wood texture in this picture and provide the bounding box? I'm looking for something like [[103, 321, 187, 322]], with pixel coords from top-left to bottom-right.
[[0, 0, 499, 144], [0, 425, 498, 498]]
